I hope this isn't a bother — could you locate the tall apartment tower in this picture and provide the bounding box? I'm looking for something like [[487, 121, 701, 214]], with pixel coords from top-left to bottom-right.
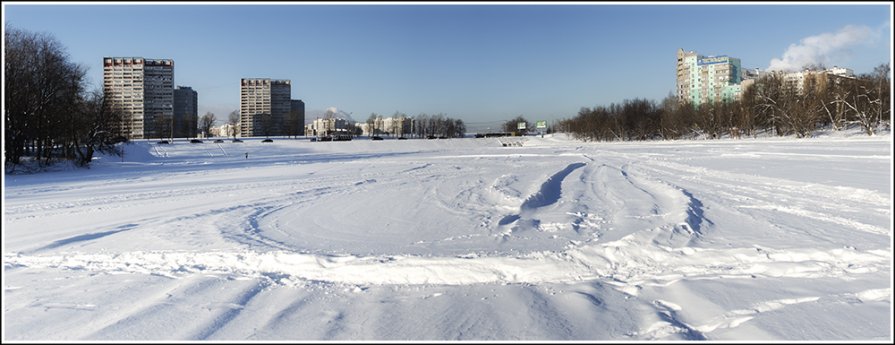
[[290, 99, 306, 136], [240, 78, 291, 137], [103, 57, 174, 139], [676, 48, 742, 107], [174, 86, 198, 138]]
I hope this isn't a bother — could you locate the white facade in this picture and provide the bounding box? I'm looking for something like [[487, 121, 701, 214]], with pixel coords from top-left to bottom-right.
[[215, 123, 239, 138], [306, 118, 350, 137], [826, 66, 854, 77], [360, 116, 411, 136]]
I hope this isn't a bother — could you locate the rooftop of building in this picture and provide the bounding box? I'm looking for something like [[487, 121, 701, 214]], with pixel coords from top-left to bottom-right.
[[103, 57, 173, 65], [241, 78, 291, 84]]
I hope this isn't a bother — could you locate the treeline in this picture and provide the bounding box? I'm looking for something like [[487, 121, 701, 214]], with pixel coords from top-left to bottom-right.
[[5, 25, 124, 170], [557, 64, 891, 141], [409, 113, 466, 138]]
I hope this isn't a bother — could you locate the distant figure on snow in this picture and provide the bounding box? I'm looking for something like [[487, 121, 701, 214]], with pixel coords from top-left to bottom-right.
[[245, 152, 248, 159]]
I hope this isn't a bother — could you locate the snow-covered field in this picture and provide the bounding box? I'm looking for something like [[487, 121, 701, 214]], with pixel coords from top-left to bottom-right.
[[3, 132, 892, 341]]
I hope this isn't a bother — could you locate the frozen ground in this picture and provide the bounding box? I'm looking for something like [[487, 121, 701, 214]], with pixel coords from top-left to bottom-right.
[[3, 132, 892, 341]]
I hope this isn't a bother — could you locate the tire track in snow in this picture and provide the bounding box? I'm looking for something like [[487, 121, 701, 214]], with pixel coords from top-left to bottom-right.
[[191, 281, 268, 340], [637, 160, 891, 238], [4, 178, 296, 221], [520, 162, 588, 210], [617, 163, 713, 244], [5, 161, 417, 222], [572, 160, 711, 247], [8, 148, 886, 290], [78, 275, 211, 339], [498, 162, 587, 231], [222, 185, 350, 251], [28, 223, 139, 254]]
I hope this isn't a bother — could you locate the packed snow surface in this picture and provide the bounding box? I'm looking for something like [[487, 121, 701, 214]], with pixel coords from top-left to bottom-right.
[[3, 133, 892, 341]]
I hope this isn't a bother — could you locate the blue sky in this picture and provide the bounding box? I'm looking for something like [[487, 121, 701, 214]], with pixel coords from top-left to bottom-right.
[[4, 3, 892, 129]]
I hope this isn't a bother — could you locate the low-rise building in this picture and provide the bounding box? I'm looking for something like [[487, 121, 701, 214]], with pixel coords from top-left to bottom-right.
[[781, 66, 855, 95], [306, 117, 350, 137], [359, 116, 411, 137], [218, 123, 239, 138]]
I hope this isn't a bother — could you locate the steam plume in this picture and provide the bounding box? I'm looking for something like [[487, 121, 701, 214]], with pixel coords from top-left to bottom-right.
[[767, 25, 877, 72]]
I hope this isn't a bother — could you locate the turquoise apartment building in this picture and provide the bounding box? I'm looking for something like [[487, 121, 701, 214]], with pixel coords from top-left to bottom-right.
[[676, 48, 743, 107]]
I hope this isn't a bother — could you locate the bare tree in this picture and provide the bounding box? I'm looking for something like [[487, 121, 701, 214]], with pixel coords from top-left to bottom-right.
[[872, 63, 891, 126], [391, 111, 407, 137], [732, 90, 757, 138], [830, 70, 886, 136], [5, 25, 87, 168], [228, 110, 239, 139], [152, 114, 172, 140], [414, 113, 429, 138], [790, 73, 823, 137], [70, 90, 124, 166], [859, 63, 892, 134], [452, 119, 466, 138], [751, 72, 794, 136], [366, 113, 380, 136], [821, 76, 850, 131], [199, 112, 216, 138], [659, 93, 682, 139]]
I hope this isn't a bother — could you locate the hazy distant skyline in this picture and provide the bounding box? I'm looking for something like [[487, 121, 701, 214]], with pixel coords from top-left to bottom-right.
[[4, 2, 892, 130]]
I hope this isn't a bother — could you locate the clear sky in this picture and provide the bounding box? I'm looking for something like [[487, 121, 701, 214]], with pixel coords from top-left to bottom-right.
[[4, 2, 892, 130]]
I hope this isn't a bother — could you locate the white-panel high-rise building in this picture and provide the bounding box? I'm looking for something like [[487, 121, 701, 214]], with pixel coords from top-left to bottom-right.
[[240, 78, 291, 137], [103, 57, 174, 139]]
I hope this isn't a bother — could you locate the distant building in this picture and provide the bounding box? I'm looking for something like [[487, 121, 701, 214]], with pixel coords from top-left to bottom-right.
[[731, 65, 857, 99], [240, 78, 291, 137], [742, 67, 764, 81], [677, 49, 860, 106], [174, 86, 198, 138], [289, 100, 306, 137], [676, 48, 742, 106], [826, 66, 855, 78], [359, 116, 411, 137], [780, 66, 856, 95], [217, 123, 239, 138], [103, 57, 174, 139], [306, 117, 350, 137]]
